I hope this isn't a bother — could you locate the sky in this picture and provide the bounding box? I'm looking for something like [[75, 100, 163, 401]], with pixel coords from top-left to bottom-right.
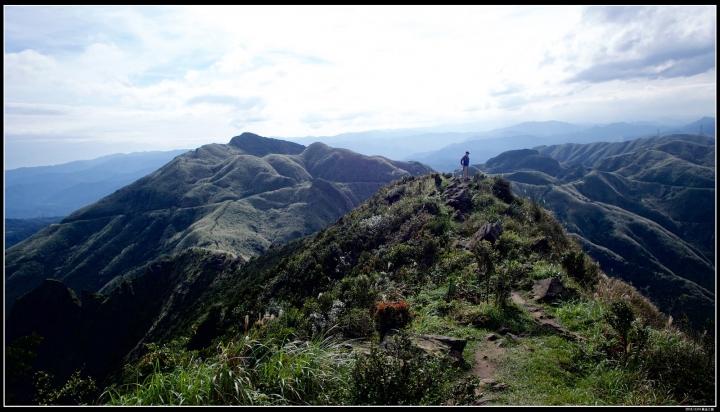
[[3, 5, 717, 169]]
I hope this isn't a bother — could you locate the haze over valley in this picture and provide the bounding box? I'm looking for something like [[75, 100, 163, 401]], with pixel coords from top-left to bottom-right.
[[3, 5, 715, 407]]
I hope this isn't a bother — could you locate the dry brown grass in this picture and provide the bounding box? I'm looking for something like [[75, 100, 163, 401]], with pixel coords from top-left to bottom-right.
[[593, 273, 668, 328]]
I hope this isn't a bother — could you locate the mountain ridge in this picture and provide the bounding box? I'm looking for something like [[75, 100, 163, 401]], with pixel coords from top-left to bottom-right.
[[4, 133, 433, 316], [474, 133, 715, 329], [404, 117, 715, 172], [6, 171, 714, 406]]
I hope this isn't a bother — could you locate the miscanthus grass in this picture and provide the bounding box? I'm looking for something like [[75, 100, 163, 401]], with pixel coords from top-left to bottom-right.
[[101, 333, 353, 406]]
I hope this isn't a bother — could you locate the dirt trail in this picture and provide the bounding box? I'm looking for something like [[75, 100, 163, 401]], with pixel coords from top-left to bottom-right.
[[472, 292, 575, 405], [472, 292, 562, 379]]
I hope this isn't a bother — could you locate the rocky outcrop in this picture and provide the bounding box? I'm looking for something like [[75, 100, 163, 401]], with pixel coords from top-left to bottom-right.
[[531, 277, 566, 302], [445, 184, 473, 214], [473, 222, 504, 245], [343, 330, 468, 363]]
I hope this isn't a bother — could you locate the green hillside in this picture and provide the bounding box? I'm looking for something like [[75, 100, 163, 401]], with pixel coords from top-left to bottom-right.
[[477, 134, 715, 330], [6, 172, 715, 406], [4, 133, 433, 316]]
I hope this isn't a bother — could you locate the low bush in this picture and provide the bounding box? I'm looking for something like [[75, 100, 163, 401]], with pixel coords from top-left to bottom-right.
[[374, 300, 413, 337]]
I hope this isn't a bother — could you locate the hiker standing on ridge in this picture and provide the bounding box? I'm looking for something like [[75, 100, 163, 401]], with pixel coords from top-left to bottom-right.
[[461, 151, 470, 181]]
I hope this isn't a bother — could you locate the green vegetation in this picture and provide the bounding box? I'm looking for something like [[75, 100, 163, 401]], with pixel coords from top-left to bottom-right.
[[7, 172, 715, 406], [4, 217, 65, 249], [508, 134, 716, 330], [491, 276, 715, 405], [5, 133, 433, 316]]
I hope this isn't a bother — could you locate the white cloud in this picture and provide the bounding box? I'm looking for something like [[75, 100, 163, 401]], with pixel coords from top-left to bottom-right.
[[3, 5, 716, 168]]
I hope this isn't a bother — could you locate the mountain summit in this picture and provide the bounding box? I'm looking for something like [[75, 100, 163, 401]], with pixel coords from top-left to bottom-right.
[[5, 133, 433, 315]]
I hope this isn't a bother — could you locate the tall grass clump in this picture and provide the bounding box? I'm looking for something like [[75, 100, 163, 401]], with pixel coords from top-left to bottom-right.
[[531, 282, 715, 406], [101, 332, 353, 406]]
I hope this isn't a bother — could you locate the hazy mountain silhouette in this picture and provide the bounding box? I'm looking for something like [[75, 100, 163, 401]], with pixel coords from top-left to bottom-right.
[[5, 149, 191, 219], [404, 118, 715, 172]]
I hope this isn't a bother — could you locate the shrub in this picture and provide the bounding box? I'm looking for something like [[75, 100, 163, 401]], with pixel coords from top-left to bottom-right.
[[339, 274, 378, 309], [34, 368, 98, 406], [424, 215, 452, 237], [6, 332, 44, 405], [604, 300, 636, 364], [373, 300, 413, 337], [340, 308, 376, 339], [349, 332, 475, 405], [495, 231, 527, 261], [561, 249, 599, 288], [492, 177, 515, 204]]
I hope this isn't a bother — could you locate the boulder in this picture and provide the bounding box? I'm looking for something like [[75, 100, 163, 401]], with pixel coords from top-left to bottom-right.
[[532, 277, 565, 302], [473, 222, 503, 245]]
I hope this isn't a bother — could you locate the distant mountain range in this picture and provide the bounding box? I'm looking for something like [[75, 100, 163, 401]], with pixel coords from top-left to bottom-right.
[[405, 117, 716, 172], [6, 117, 713, 225], [5, 133, 432, 316], [472, 133, 715, 329]]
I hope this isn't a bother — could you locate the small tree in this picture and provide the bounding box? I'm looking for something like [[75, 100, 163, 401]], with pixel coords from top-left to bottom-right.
[[473, 240, 497, 304], [604, 300, 635, 365]]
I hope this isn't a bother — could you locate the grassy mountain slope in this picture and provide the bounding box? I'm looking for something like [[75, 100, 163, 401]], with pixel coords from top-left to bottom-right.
[[5, 149, 191, 219], [476, 134, 715, 329], [5, 217, 64, 249], [534, 134, 715, 168], [4, 133, 433, 316], [6, 173, 714, 406], [405, 118, 714, 172]]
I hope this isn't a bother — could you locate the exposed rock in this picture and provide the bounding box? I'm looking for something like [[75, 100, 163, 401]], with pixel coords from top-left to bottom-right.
[[445, 187, 473, 214], [531, 277, 565, 302], [343, 331, 467, 363], [505, 332, 520, 341], [531, 236, 551, 254], [480, 378, 509, 391], [472, 222, 503, 245], [535, 322, 585, 343], [415, 333, 467, 362], [473, 397, 495, 405]]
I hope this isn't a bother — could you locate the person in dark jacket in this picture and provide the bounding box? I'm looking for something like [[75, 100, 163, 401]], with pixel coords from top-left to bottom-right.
[[461, 151, 470, 181]]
